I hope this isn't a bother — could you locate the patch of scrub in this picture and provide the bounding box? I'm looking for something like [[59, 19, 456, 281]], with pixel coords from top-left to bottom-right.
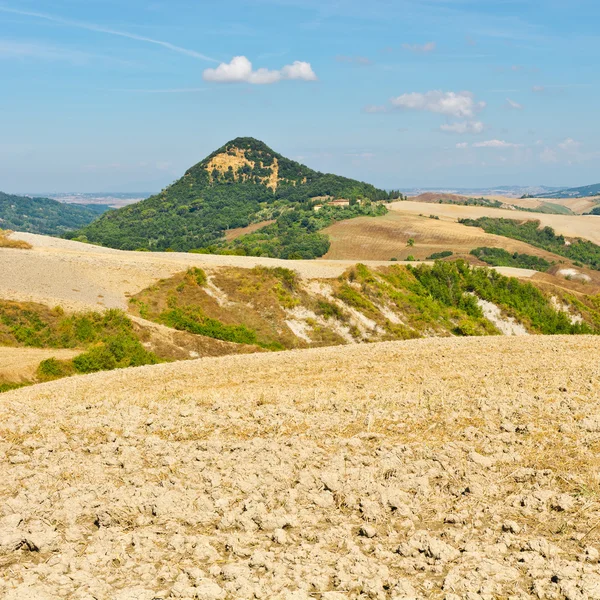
[[550, 296, 584, 325], [344, 306, 380, 337], [284, 319, 312, 343], [558, 268, 591, 283], [285, 305, 355, 344], [306, 281, 335, 299], [476, 298, 529, 336], [376, 302, 403, 325], [204, 276, 233, 307]]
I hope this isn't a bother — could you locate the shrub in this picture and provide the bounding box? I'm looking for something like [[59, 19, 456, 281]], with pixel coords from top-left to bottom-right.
[[37, 357, 73, 380], [427, 251, 453, 260], [186, 267, 207, 286], [470, 247, 551, 271], [160, 307, 262, 346], [316, 300, 346, 321], [73, 344, 118, 373]]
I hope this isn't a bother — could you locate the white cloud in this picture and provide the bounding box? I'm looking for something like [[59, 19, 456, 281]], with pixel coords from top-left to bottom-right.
[[456, 142, 469, 149], [203, 56, 317, 84], [558, 138, 581, 151], [532, 85, 545, 93], [506, 98, 523, 110], [440, 120, 484, 134], [473, 139, 523, 148], [389, 91, 485, 118], [402, 42, 436, 54]]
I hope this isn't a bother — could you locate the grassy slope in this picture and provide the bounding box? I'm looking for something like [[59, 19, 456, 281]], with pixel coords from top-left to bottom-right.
[[129, 262, 599, 353], [0, 301, 159, 388]]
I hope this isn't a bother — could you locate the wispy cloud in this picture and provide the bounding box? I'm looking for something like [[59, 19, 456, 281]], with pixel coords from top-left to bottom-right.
[[0, 39, 135, 66], [203, 56, 317, 84], [440, 120, 484, 134], [335, 55, 373, 66], [109, 87, 210, 94], [390, 91, 485, 118], [505, 98, 523, 110], [0, 5, 218, 62], [473, 139, 523, 148], [402, 41, 436, 54]]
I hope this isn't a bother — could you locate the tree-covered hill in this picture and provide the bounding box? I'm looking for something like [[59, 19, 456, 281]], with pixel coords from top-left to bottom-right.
[[0, 192, 109, 235], [74, 137, 398, 256], [537, 183, 600, 199]]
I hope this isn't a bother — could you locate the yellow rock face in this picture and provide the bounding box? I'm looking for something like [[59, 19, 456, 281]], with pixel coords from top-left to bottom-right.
[[205, 148, 280, 191]]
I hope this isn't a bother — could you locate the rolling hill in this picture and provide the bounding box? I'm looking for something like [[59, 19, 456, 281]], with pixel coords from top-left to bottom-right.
[[537, 183, 600, 199], [74, 137, 397, 258], [0, 192, 109, 235]]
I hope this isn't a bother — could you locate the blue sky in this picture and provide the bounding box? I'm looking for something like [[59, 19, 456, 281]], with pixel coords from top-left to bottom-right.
[[1, 0, 599, 192]]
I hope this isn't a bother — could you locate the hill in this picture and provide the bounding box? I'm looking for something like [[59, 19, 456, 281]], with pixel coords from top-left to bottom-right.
[[2, 335, 600, 598], [0, 192, 109, 235], [74, 137, 396, 258], [2, 231, 600, 391], [538, 183, 600, 199]]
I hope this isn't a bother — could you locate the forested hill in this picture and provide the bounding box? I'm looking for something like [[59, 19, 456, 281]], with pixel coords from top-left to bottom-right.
[[538, 183, 600, 199], [75, 137, 398, 255], [0, 192, 109, 236]]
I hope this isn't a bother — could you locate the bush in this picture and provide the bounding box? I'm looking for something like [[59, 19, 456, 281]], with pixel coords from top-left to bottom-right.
[[427, 251, 453, 260], [37, 357, 73, 380], [187, 267, 207, 286], [470, 247, 551, 271], [160, 307, 263, 346], [460, 217, 600, 270], [409, 260, 592, 335]]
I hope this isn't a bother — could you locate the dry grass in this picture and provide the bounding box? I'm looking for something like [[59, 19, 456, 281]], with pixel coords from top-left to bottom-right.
[[322, 211, 564, 261], [224, 219, 275, 241], [482, 195, 600, 215], [388, 200, 600, 244], [0, 230, 31, 249], [0, 347, 80, 383]]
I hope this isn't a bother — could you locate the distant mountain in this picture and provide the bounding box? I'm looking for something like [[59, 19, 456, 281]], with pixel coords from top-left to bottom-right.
[[537, 183, 600, 199], [75, 137, 396, 257], [0, 192, 109, 236], [405, 186, 562, 199]]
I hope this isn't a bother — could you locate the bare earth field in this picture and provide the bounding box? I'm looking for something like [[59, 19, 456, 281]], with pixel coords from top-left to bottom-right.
[[1, 336, 600, 599], [322, 212, 562, 262], [388, 201, 600, 245]]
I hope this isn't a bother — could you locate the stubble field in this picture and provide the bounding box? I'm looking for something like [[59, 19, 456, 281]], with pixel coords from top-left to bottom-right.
[[2, 336, 600, 599]]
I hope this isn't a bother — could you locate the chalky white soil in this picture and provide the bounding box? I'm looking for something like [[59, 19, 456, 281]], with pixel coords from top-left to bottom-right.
[[1, 336, 600, 599]]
